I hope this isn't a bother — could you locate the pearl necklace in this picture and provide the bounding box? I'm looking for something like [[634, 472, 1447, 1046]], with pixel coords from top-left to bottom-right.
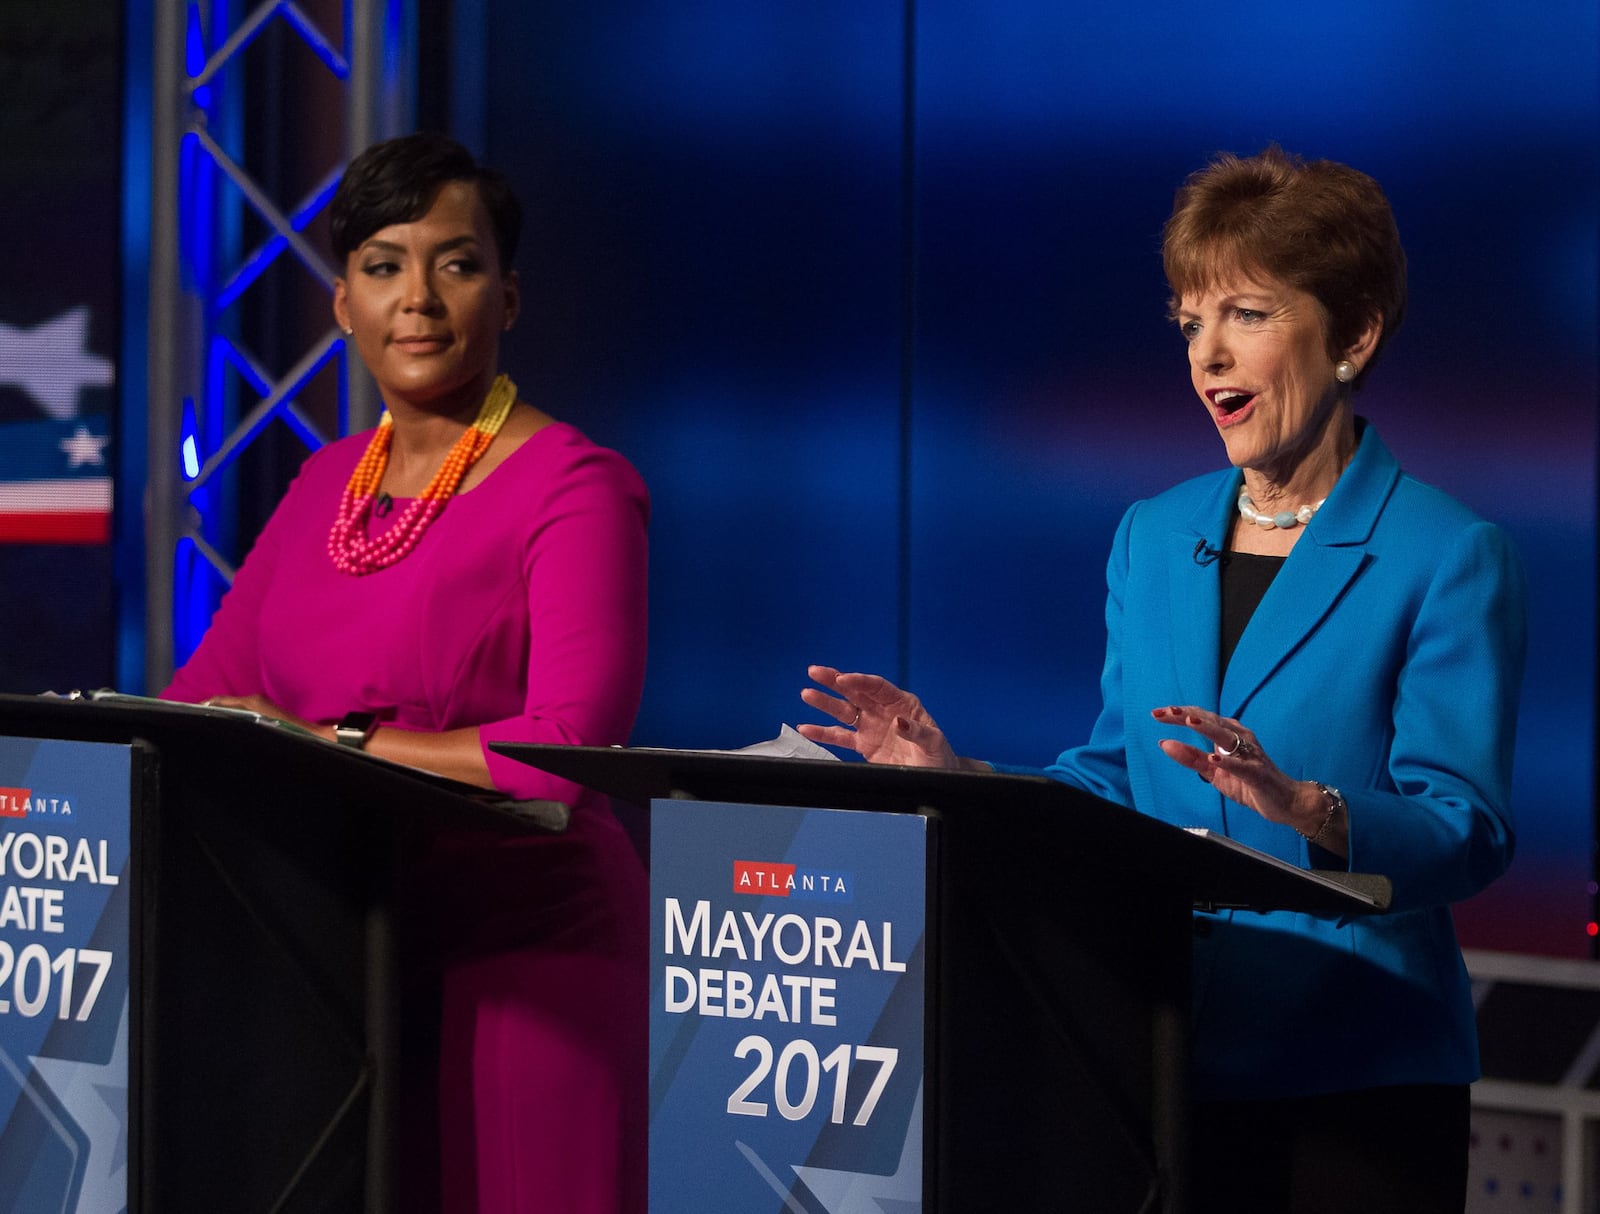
[[1237, 485, 1325, 530], [327, 374, 517, 575]]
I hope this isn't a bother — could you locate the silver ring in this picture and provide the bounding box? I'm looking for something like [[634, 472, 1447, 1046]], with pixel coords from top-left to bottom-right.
[[1215, 731, 1243, 757], [849, 706, 862, 727]]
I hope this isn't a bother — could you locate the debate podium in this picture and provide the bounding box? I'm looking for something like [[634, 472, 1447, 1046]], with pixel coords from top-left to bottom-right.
[[0, 693, 553, 1214], [495, 743, 1390, 1214]]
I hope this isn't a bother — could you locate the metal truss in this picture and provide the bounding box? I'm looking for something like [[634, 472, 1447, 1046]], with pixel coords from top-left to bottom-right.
[[144, 0, 413, 691]]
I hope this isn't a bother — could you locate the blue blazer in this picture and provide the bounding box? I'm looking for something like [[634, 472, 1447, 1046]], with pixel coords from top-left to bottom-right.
[[997, 421, 1527, 1099]]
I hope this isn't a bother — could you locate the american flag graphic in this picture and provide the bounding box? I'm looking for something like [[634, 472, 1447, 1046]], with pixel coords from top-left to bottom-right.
[[0, 419, 112, 544], [0, 305, 115, 545]]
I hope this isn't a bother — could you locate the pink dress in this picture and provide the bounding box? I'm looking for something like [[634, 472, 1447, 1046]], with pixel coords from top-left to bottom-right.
[[164, 421, 649, 1213]]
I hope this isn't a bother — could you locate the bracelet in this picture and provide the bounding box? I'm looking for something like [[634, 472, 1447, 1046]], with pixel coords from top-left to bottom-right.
[[1299, 781, 1344, 847]]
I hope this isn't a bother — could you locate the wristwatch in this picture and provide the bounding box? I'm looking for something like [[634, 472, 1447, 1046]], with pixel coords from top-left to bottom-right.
[[1305, 781, 1345, 846], [334, 710, 379, 750]]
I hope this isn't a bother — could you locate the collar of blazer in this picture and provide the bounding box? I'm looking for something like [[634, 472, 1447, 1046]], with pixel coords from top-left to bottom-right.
[[1180, 417, 1400, 553], [1172, 418, 1401, 716]]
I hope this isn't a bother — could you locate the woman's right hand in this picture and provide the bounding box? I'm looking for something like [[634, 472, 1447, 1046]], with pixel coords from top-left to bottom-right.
[[798, 664, 970, 769]]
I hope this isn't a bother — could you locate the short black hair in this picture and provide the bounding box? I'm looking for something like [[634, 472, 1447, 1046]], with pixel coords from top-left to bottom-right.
[[329, 132, 522, 270]]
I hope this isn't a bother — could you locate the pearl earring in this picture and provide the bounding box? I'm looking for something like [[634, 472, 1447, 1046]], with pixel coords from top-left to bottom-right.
[[342, 326, 354, 336], [1335, 360, 1357, 383]]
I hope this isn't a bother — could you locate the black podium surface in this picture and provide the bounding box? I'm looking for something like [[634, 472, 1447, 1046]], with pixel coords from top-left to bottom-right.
[[495, 741, 1389, 1213], [492, 743, 1390, 916], [0, 693, 552, 1214]]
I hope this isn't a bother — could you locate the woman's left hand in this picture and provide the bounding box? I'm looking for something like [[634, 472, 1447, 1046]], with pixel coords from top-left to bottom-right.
[[203, 694, 334, 743], [1152, 705, 1339, 847]]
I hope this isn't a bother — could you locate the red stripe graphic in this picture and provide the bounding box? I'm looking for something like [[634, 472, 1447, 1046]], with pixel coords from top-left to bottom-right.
[[0, 512, 111, 544]]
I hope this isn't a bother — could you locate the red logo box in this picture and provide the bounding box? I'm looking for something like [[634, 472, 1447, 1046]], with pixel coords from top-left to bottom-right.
[[732, 859, 794, 896]]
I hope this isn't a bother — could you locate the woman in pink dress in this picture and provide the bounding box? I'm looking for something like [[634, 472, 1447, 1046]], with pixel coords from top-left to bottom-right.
[[164, 133, 648, 1213]]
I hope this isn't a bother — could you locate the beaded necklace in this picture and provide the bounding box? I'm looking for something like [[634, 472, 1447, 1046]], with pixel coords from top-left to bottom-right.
[[1236, 485, 1325, 531], [327, 373, 517, 576]]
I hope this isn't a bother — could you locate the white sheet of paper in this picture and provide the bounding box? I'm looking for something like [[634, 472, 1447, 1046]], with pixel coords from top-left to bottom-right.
[[703, 724, 840, 761]]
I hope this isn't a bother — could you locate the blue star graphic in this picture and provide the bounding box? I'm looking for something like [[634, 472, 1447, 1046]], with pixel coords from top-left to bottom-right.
[[28, 995, 129, 1214], [739, 1083, 925, 1214]]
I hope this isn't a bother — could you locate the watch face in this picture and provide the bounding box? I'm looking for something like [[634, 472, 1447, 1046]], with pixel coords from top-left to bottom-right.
[[336, 712, 378, 746]]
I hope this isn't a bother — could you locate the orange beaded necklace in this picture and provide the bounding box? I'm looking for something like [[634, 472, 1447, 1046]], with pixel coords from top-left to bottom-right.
[[327, 374, 517, 575]]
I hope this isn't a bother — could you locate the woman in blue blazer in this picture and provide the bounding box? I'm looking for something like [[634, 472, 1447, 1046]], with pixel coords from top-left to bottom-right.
[[801, 147, 1526, 1213]]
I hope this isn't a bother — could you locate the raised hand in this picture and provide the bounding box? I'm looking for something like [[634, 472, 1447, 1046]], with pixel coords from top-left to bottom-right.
[[798, 665, 967, 769], [1152, 705, 1346, 854]]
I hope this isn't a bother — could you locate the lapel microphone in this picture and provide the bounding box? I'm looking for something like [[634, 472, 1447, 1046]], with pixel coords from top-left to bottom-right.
[[375, 492, 394, 517], [1193, 538, 1224, 566]]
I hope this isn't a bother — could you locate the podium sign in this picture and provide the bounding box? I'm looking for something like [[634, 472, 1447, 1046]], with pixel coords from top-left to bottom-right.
[[650, 798, 930, 1212], [0, 735, 130, 1213], [495, 741, 1393, 1214]]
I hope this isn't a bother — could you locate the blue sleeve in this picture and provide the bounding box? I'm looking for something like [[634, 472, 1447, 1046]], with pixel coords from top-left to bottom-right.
[[1345, 520, 1526, 910]]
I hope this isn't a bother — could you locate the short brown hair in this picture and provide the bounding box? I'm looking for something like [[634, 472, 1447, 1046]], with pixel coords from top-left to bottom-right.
[[1163, 146, 1406, 379]]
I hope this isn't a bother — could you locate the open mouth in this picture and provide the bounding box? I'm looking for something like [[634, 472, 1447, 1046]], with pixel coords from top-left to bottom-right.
[[1209, 389, 1255, 422]]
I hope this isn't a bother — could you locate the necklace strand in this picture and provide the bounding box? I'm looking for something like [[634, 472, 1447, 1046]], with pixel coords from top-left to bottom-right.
[[327, 374, 517, 575], [1237, 485, 1325, 530]]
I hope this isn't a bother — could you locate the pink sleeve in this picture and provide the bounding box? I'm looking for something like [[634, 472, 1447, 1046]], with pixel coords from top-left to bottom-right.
[[478, 446, 649, 801]]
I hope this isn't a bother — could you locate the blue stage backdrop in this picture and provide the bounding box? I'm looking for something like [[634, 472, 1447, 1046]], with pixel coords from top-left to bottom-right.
[[482, 1, 1596, 957]]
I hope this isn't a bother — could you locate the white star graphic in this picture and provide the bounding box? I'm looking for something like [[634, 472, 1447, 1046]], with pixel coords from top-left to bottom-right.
[[28, 995, 129, 1214], [739, 1083, 925, 1214], [0, 306, 115, 420], [59, 425, 110, 469]]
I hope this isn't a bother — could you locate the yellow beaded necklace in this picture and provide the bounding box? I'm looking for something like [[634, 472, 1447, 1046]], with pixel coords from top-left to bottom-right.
[[327, 374, 517, 575]]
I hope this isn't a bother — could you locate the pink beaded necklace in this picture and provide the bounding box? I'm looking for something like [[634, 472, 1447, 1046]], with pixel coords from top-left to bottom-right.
[[327, 374, 517, 576]]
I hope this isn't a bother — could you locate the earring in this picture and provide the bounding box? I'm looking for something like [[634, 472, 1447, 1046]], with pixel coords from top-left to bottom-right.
[[1334, 360, 1357, 383], [341, 326, 354, 336]]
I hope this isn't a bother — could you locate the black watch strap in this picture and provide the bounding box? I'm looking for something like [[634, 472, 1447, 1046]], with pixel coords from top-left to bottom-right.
[[334, 710, 379, 749]]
